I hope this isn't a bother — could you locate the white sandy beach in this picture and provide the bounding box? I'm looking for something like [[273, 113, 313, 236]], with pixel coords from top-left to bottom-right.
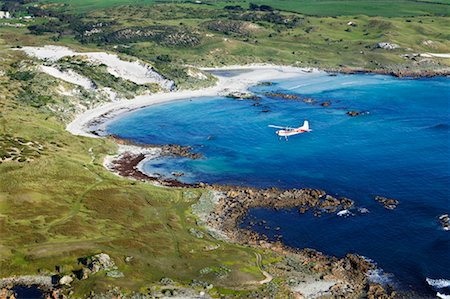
[[66, 64, 321, 137], [19, 45, 320, 138]]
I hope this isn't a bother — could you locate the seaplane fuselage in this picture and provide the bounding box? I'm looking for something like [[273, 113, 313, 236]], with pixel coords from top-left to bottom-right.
[[269, 120, 312, 140], [276, 128, 309, 137]]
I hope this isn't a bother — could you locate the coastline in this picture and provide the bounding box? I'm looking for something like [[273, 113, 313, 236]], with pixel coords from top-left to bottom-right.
[[66, 65, 319, 138], [64, 65, 405, 298]]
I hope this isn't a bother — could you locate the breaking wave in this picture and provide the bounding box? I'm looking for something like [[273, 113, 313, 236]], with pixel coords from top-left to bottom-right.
[[437, 293, 450, 299], [426, 278, 450, 289], [367, 268, 395, 286]]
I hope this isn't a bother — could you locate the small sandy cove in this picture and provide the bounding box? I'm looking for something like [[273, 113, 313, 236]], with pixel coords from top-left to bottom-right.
[[67, 64, 320, 137]]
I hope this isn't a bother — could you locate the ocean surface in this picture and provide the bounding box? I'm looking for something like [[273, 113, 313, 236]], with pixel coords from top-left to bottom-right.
[[106, 72, 450, 296]]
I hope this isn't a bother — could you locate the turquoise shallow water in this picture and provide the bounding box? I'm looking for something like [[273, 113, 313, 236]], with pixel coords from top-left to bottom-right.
[[106, 73, 450, 296]]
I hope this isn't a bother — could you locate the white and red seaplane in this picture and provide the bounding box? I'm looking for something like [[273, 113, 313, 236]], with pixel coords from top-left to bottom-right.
[[269, 120, 312, 140]]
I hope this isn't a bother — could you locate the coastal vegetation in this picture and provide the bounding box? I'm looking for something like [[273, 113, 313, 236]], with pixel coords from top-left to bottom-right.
[[8, 0, 446, 74], [0, 47, 271, 297], [0, 0, 449, 297]]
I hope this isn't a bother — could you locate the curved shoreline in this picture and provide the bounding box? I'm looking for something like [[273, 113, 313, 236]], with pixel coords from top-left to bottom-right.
[[66, 65, 404, 298], [67, 65, 320, 137]]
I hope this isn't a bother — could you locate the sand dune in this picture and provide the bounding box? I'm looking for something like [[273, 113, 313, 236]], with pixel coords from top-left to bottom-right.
[[21, 45, 174, 89]]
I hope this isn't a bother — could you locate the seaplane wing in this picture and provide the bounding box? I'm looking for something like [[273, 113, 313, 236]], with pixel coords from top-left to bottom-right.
[[269, 120, 311, 140], [268, 125, 287, 129]]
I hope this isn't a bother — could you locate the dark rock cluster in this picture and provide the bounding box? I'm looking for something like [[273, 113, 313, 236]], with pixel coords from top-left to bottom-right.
[[374, 196, 399, 209], [202, 186, 396, 298]]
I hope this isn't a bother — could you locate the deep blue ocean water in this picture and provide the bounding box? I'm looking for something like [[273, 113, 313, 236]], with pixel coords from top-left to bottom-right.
[[106, 73, 450, 296]]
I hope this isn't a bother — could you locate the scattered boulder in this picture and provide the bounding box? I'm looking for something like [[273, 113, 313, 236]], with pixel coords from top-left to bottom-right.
[[106, 270, 124, 278], [73, 268, 91, 280], [161, 144, 202, 159], [374, 196, 399, 209], [88, 253, 116, 273], [422, 40, 436, 47], [58, 275, 73, 286], [258, 81, 273, 86], [204, 244, 220, 251], [367, 283, 397, 299], [347, 111, 361, 117], [124, 256, 134, 263], [376, 42, 400, 50], [189, 228, 205, 239], [439, 214, 449, 231], [265, 92, 300, 100], [160, 277, 174, 285], [226, 92, 260, 100]]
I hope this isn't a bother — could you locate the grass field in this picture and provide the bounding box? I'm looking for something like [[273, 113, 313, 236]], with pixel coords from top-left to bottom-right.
[[82, 4, 450, 70], [0, 33, 274, 297], [34, 0, 450, 16]]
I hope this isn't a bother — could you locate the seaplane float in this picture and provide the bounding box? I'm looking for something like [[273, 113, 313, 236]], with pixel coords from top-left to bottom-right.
[[269, 120, 312, 140]]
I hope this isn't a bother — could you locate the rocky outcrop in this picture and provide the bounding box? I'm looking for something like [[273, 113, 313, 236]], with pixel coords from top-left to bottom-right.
[[367, 283, 397, 299], [160, 144, 202, 159], [347, 111, 361, 117], [332, 67, 450, 78], [0, 276, 53, 290], [58, 276, 73, 286], [374, 196, 399, 209], [0, 276, 62, 299], [226, 91, 261, 100], [376, 42, 400, 50], [191, 186, 398, 297], [439, 214, 449, 231], [111, 135, 202, 160], [74, 253, 124, 281], [206, 186, 353, 243], [86, 253, 116, 273], [265, 92, 300, 100]]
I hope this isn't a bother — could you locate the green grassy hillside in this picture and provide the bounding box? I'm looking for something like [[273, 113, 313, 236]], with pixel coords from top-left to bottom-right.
[[34, 0, 450, 16], [0, 44, 272, 297]]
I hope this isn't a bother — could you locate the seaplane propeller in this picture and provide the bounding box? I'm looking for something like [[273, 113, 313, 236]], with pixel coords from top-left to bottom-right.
[[268, 120, 312, 141]]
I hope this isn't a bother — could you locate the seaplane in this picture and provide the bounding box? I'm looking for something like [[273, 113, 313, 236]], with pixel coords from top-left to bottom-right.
[[269, 120, 312, 140]]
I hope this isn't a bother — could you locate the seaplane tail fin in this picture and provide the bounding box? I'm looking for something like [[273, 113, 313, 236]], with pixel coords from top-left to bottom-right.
[[300, 120, 310, 131]]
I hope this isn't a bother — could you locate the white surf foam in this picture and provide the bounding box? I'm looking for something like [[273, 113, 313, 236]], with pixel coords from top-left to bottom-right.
[[437, 292, 450, 299], [367, 268, 394, 286], [426, 278, 450, 289], [337, 209, 352, 217]]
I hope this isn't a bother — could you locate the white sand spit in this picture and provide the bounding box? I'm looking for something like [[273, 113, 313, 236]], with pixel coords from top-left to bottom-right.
[[21, 45, 174, 89], [40, 65, 95, 89]]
